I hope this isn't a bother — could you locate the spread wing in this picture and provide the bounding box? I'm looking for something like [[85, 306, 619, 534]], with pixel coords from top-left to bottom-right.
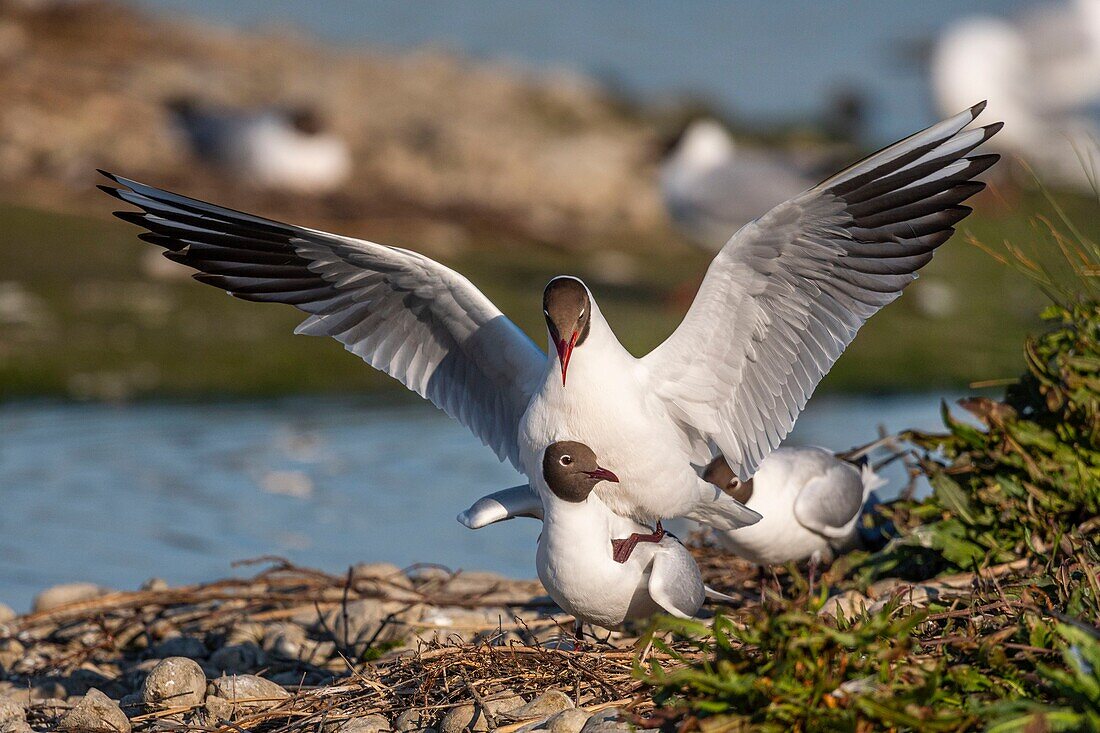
[[793, 463, 867, 539], [100, 172, 545, 470], [643, 103, 1000, 481]]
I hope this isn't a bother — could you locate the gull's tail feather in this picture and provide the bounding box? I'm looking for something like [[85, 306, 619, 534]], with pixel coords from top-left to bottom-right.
[[704, 586, 738, 605], [457, 485, 543, 529]]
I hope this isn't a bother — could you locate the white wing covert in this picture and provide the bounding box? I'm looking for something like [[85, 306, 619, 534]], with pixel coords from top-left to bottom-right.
[[644, 103, 1000, 481], [100, 172, 545, 470]]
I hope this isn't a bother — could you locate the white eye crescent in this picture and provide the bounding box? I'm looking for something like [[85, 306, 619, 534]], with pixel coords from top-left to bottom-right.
[[559, 455, 573, 466]]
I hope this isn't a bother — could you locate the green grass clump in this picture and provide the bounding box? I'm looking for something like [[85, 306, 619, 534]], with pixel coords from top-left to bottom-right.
[[872, 302, 1100, 576], [644, 595, 1100, 732]]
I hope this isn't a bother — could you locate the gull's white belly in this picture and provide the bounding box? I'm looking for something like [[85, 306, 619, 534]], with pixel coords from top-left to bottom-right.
[[519, 364, 699, 522], [535, 511, 663, 629]]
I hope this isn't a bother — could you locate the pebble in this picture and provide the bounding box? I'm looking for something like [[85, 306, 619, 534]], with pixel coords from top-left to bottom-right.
[[0, 639, 24, 672], [521, 709, 592, 733], [141, 657, 206, 710], [439, 693, 525, 733], [352, 562, 417, 596], [0, 604, 14, 624], [118, 693, 142, 718], [394, 708, 435, 732], [579, 709, 648, 733], [202, 695, 232, 723], [500, 689, 573, 722], [209, 642, 266, 674], [58, 688, 130, 733], [325, 713, 393, 733], [151, 636, 207, 659], [209, 674, 289, 712], [32, 583, 110, 613], [0, 698, 25, 726], [819, 590, 870, 621], [328, 599, 408, 655]]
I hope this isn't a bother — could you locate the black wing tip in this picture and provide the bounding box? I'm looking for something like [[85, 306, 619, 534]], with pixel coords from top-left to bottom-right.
[[98, 184, 127, 202], [96, 169, 121, 184], [192, 273, 226, 288], [983, 121, 1005, 139], [970, 100, 988, 117], [967, 153, 1001, 176]]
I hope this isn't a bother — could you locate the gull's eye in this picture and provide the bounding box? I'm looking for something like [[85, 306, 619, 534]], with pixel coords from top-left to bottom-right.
[[559, 455, 573, 466]]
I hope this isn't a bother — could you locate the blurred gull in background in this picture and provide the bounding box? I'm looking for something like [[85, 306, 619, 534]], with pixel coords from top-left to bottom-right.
[[932, 0, 1100, 189], [166, 98, 352, 194], [659, 118, 813, 251]]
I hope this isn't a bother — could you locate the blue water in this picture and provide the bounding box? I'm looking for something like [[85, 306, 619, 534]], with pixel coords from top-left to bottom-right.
[[0, 394, 958, 611], [136, 0, 1027, 143]]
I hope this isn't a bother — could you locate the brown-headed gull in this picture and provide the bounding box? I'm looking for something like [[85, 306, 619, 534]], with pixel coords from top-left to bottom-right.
[[704, 446, 886, 569], [459, 441, 731, 629], [100, 102, 998, 537]]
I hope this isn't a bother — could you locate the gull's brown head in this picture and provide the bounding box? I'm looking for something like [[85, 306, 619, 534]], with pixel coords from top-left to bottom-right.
[[543, 277, 591, 386], [542, 441, 618, 503]]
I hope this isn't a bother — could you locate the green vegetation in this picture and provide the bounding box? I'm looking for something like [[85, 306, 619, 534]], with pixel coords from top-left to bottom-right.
[[639, 203, 1100, 732]]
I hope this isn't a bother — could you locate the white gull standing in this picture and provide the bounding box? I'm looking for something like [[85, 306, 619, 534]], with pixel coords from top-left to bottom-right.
[[100, 102, 999, 539], [703, 447, 887, 570], [458, 441, 727, 629]]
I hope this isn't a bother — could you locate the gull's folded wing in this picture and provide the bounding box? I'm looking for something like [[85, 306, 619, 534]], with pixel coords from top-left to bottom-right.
[[643, 104, 1000, 481], [100, 172, 545, 470]]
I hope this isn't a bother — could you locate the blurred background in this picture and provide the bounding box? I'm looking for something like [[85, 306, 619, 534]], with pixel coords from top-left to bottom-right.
[[1, 0, 1095, 609]]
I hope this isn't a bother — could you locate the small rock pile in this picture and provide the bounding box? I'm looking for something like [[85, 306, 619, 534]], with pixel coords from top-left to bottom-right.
[[0, 561, 677, 732]]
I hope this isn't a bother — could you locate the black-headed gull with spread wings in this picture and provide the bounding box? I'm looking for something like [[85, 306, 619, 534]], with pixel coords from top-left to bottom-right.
[[100, 102, 998, 534]]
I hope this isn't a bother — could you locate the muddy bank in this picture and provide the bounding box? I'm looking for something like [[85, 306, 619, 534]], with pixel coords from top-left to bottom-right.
[[0, 0, 670, 250]]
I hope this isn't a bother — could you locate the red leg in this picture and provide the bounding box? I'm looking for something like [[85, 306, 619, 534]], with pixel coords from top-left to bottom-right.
[[610, 521, 666, 563]]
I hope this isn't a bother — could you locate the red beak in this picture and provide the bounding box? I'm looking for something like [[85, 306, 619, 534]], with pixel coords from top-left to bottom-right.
[[555, 330, 579, 386], [584, 466, 619, 483]]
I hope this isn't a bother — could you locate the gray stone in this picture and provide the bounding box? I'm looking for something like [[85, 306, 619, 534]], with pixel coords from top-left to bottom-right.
[[32, 583, 109, 613], [819, 591, 870, 621], [352, 563, 418, 599], [328, 599, 408, 655], [141, 657, 206, 710], [393, 708, 435, 732], [209, 674, 289, 712], [117, 693, 142, 719], [500, 689, 573, 722], [579, 709, 634, 733], [209, 643, 266, 674], [0, 639, 24, 672], [202, 695, 232, 723], [325, 713, 393, 733], [58, 688, 130, 733], [0, 698, 26, 726], [518, 709, 591, 733], [140, 578, 168, 592], [151, 636, 206, 659], [31, 681, 67, 701], [439, 694, 525, 733]]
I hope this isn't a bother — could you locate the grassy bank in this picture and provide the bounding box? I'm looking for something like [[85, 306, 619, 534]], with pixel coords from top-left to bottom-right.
[[0, 187, 1091, 400]]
